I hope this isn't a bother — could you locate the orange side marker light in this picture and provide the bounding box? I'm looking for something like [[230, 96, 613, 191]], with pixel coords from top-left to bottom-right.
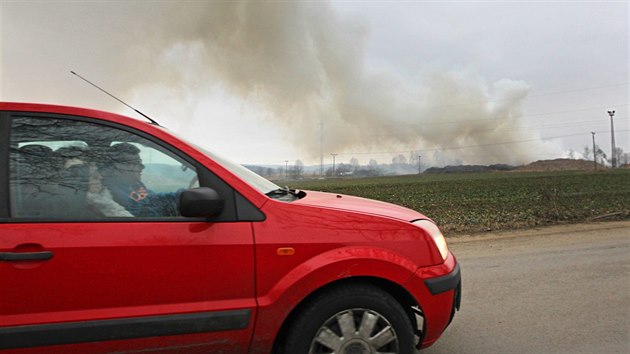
[[277, 247, 295, 256]]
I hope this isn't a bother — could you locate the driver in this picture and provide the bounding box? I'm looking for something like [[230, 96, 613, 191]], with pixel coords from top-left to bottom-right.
[[99, 143, 180, 217]]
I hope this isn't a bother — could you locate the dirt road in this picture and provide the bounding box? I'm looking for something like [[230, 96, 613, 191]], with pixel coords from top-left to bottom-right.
[[424, 221, 630, 353]]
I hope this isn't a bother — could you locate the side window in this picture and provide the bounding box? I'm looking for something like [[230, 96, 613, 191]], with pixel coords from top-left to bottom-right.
[[9, 116, 199, 219]]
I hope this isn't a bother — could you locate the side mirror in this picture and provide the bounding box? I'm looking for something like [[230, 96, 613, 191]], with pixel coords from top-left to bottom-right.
[[179, 187, 225, 218]]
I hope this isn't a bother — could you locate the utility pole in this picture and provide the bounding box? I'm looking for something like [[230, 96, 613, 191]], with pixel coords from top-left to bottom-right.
[[418, 155, 422, 174], [331, 153, 337, 176], [285, 160, 289, 180], [607, 110, 616, 168], [591, 132, 597, 170]]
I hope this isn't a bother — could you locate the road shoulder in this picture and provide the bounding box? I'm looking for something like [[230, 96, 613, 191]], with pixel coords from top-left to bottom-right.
[[446, 220, 630, 244]]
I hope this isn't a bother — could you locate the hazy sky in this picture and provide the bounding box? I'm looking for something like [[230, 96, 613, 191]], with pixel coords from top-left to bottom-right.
[[1, 1, 628, 167]]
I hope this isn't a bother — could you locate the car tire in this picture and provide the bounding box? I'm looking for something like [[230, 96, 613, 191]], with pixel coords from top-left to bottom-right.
[[280, 283, 416, 354]]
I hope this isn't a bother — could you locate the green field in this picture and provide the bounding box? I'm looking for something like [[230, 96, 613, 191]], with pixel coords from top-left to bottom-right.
[[286, 170, 630, 235]]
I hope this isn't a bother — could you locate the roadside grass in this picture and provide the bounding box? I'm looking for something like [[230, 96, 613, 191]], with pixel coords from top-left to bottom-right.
[[286, 170, 630, 235]]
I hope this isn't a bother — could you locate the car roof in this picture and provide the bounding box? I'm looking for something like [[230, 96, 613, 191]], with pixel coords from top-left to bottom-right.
[[0, 102, 151, 127]]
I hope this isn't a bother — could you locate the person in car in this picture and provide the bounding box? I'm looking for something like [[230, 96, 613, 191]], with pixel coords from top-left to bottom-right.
[[85, 162, 133, 217], [99, 143, 180, 217], [59, 146, 132, 217]]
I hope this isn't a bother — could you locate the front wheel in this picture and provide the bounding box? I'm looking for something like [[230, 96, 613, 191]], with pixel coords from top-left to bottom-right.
[[281, 283, 416, 354]]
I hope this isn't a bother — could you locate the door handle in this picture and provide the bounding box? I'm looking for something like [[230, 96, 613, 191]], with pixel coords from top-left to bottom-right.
[[0, 251, 54, 261]]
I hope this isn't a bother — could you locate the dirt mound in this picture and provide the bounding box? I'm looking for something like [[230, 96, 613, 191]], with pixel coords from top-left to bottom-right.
[[515, 158, 605, 172]]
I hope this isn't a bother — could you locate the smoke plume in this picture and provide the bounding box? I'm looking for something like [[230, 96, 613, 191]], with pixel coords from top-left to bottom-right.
[[136, 1, 555, 166], [3, 1, 559, 166]]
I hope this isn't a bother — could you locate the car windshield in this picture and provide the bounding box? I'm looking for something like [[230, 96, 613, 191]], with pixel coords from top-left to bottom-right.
[[192, 144, 281, 195]]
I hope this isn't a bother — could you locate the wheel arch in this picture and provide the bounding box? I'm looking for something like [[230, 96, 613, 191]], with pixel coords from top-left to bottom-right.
[[270, 276, 421, 354]]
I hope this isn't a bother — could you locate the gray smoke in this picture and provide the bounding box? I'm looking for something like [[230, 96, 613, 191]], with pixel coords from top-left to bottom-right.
[[2, 1, 558, 165], [142, 1, 554, 165]]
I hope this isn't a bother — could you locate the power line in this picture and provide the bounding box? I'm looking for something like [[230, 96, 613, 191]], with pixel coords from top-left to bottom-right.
[[526, 83, 629, 99], [338, 130, 630, 156], [407, 102, 630, 127], [244, 129, 630, 165], [358, 116, 627, 140]]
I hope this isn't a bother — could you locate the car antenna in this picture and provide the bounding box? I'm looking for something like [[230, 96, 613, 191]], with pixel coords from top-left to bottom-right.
[[70, 70, 160, 126]]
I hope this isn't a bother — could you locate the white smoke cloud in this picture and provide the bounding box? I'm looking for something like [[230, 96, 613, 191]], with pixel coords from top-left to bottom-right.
[[140, 1, 558, 165], [3, 1, 563, 166]]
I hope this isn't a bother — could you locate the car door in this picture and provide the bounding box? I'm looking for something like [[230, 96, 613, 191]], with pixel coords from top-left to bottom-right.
[[0, 112, 257, 353]]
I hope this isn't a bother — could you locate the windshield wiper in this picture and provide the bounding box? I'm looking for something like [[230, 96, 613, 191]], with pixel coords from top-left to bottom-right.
[[266, 186, 296, 196], [266, 186, 303, 201]]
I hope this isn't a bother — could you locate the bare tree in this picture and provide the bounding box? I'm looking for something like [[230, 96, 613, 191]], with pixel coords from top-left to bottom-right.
[[336, 163, 352, 176], [596, 147, 607, 165], [582, 146, 592, 160], [350, 157, 359, 172], [584, 145, 608, 165], [613, 147, 624, 166], [291, 160, 304, 179]]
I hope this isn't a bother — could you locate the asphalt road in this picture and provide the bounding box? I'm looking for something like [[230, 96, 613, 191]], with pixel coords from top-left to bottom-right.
[[423, 221, 630, 354]]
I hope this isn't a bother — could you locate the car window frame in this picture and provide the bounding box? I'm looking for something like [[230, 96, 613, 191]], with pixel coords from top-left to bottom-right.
[[0, 111, 246, 223], [0, 112, 10, 219]]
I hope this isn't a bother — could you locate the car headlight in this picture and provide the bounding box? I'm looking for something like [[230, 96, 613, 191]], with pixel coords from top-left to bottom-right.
[[413, 219, 449, 260]]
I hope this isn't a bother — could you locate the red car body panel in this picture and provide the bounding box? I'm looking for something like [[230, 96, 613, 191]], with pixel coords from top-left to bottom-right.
[[248, 195, 449, 351], [1, 222, 256, 326], [406, 254, 459, 348], [0, 102, 459, 353]]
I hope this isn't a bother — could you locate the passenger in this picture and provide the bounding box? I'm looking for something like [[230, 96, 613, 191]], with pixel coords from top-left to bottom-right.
[[58, 146, 132, 217], [18, 144, 57, 182], [99, 143, 180, 217], [57, 146, 91, 195], [85, 163, 133, 217]]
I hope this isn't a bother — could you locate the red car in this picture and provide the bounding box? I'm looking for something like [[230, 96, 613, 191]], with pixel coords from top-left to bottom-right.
[[0, 102, 460, 353]]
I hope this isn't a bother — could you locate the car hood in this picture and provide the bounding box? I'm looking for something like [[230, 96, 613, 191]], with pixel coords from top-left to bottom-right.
[[294, 190, 427, 222]]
